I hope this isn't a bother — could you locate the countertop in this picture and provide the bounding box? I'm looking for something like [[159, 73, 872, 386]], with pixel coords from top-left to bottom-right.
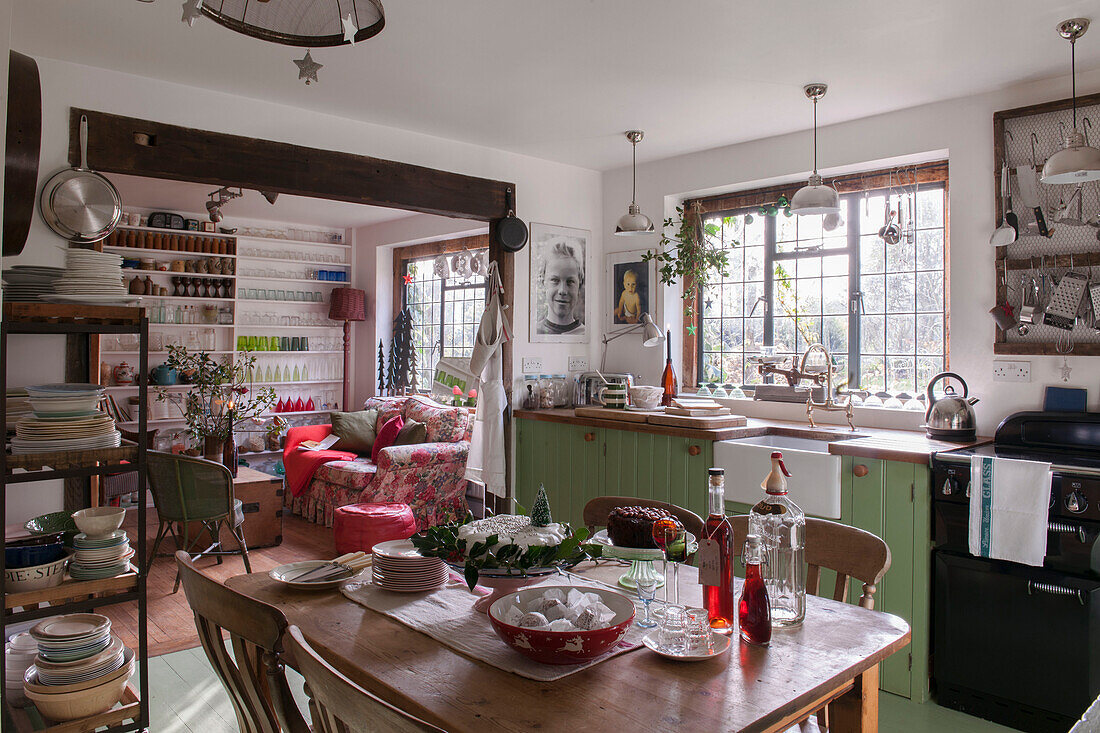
[[513, 408, 990, 464]]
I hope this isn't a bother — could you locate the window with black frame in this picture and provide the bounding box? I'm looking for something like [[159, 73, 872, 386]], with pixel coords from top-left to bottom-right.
[[402, 252, 488, 389], [697, 178, 946, 405]]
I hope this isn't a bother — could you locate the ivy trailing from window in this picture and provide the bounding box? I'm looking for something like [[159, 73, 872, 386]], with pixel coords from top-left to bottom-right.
[[642, 201, 732, 323]]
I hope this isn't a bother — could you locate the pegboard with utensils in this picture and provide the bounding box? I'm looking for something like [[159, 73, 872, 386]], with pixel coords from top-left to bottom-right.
[[993, 90, 1100, 355]]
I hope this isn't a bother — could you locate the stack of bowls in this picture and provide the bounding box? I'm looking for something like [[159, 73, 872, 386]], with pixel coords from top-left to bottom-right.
[[25, 614, 134, 721], [5, 633, 38, 707], [70, 531, 132, 581]]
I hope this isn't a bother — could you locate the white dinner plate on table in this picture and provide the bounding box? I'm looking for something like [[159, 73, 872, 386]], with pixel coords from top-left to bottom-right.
[[269, 560, 369, 590], [642, 631, 732, 662]]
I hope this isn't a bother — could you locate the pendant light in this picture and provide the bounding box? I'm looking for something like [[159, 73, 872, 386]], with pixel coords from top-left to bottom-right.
[[614, 130, 655, 236], [790, 84, 841, 215], [1041, 18, 1100, 184]]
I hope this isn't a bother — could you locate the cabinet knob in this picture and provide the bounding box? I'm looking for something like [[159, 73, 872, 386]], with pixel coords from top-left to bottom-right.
[[688, 445, 701, 457], [853, 464, 869, 478], [583, 432, 595, 442]]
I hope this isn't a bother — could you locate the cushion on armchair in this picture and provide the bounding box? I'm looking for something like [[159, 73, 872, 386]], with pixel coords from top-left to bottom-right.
[[363, 396, 408, 429], [330, 409, 379, 453], [404, 395, 470, 442], [371, 415, 404, 463]]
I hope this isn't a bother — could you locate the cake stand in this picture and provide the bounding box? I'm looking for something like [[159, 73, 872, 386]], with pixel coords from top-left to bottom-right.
[[589, 530, 698, 590], [449, 564, 560, 613]]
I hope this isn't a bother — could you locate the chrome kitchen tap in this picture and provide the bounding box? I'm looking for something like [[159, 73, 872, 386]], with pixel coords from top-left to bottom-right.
[[799, 343, 856, 430]]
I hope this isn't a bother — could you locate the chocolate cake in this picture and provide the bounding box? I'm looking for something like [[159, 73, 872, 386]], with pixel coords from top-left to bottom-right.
[[606, 506, 673, 548]]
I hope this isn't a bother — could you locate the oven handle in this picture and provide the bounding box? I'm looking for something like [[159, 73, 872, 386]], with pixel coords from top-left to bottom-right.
[[1047, 520, 1087, 544], [1027, 579, 1086, 605]]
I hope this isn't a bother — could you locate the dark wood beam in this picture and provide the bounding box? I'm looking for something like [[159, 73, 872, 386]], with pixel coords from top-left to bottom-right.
[[69, 109, 514, 222]]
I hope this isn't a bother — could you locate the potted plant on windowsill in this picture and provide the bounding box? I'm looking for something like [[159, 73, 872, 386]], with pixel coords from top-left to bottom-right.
[[157, 346, 276, 469]]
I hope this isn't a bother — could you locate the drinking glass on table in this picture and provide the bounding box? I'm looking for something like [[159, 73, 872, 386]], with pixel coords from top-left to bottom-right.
[[656, 605, 687, 654], [635, 576, 658, 629], [684, 607, 714, 654], [652, 517, 686, 607]]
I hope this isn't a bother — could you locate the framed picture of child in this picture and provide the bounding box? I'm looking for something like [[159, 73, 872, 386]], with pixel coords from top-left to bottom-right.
[[529, 223, 589, 343], [606, 251, 656, 329]]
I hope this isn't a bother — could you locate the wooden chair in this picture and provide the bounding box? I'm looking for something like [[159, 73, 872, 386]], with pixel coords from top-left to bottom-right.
[[285, 625, 445, 733], [582, 496, 705, 540], [148, 450, 251, 592], [729, 516, 891, 609], [175, 551, 310, 733]]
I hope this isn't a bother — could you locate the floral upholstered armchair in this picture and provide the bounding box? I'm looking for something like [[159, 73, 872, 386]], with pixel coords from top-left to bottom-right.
[[283, 396, 472, 530]]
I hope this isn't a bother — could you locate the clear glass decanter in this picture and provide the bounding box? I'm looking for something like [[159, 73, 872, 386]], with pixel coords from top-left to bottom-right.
[[747, 451, 805, 627]]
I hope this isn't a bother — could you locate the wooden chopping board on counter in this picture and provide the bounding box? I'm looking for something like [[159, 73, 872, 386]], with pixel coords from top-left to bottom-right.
[[646, 412, 748, 429], [573, 406, 663, 423]]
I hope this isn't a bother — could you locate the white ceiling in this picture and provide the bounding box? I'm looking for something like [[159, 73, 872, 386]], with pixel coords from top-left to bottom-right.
[[12, 0, 1100, 170], [106, 174, 415, 229]]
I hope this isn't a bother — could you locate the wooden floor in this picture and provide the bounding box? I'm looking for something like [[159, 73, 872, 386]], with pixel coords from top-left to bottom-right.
[[105, 511, 334, 657]]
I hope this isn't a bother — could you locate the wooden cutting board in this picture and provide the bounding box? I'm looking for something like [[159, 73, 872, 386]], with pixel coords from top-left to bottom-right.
[[664, 406, 732, 417], [573, 406, 658, 423], [646, 412, 748, 429]]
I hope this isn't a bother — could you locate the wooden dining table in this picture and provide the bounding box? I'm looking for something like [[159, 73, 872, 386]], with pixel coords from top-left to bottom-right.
[[226, 561, 909, 732]]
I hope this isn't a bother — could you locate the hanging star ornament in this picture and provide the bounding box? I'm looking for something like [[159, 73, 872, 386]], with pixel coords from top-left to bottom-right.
[[687, 324, 697, 336], [293, 51, 323, 85], [181, 0, 203, 26], [1061, 357, 1072, 382], [402, 274, 414, 285], [342, 13, 358, 44]]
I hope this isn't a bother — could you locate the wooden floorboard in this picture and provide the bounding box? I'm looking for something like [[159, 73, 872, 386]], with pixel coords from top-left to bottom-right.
[[101, 511, 334, 658]]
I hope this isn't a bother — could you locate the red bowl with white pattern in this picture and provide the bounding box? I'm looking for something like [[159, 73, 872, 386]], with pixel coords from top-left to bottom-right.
[[487, 585, 635, 664]]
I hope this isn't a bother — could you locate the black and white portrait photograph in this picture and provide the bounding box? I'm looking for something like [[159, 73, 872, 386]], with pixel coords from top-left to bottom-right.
[[530, 223, 588, 343], [606, 251, 655, 328]]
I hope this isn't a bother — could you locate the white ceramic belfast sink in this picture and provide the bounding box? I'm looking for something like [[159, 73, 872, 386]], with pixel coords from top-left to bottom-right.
[[714, 434, 852, 519]]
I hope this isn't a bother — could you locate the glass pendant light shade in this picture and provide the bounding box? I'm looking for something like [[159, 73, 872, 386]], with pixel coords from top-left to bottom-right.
[[615, 130, 655, 236], [791, 83, 840, 216], [1041, 19, 1100, 183]]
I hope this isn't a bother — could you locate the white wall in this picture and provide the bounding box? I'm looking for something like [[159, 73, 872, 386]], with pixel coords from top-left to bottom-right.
[[603, 67, 1100, 436], [4, 55, 602, 521]]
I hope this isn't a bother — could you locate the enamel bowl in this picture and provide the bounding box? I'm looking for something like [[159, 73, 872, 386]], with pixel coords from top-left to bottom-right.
[[71, 507, 126, 539], [488, 585, 635, 664]]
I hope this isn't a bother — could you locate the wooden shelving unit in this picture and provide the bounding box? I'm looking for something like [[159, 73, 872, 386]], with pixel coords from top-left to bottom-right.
[[2, 303, 149, 732]]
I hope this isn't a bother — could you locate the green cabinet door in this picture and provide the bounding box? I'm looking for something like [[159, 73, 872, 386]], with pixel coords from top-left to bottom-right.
[[515, 419, 600, 529]]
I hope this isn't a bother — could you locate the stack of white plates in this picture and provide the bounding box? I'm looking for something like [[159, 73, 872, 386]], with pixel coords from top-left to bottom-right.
[[6, 389, 33, 431], [30, 615, 126, 686], [5, 632, 38, 706], [11, 385, 119, 455], [371, 540, 448, 593], [70, 531, 133, 580], [46, 250, 136, 305], [2, 266, 64, 302]]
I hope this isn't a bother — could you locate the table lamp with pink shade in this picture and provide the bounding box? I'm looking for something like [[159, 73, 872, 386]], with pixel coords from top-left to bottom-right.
[[328, 287, 366, 411]]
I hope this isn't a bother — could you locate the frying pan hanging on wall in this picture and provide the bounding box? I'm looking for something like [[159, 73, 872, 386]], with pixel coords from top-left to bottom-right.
[[38, 114, 123, 243], [495, 188, 528, 252], [4, 51, 41, 257]]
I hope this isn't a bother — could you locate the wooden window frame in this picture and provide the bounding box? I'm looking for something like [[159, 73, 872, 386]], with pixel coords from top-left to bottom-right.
[[681, 161, 949, 388]]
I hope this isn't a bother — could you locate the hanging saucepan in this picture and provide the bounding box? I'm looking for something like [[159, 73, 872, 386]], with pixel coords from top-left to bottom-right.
[[39, 115, 122, 243], [495, 187, 528, 253]]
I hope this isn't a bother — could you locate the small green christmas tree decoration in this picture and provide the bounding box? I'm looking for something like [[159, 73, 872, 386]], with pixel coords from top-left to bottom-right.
[[531, 484, 553, 527]]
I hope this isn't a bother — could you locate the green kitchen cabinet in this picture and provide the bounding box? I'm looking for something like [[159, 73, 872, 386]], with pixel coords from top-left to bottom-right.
[[515, 418, 712, 531], [727, 458, 931, 703]]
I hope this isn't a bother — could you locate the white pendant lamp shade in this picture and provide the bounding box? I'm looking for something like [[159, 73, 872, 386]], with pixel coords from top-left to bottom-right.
[[1041, 19, 1100, 184], [791, 83, 841, 216], [615, 130, 655, 236]]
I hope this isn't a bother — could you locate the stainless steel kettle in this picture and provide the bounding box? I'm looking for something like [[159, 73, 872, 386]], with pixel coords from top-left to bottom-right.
[[924, 372, 979, 441]]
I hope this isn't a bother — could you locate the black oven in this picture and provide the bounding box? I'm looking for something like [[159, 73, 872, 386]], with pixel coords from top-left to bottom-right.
[[931, 412, 1100, 732]]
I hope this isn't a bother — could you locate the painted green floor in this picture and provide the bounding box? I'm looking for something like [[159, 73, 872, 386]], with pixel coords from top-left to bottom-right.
[[145, 646, 1016, 732]]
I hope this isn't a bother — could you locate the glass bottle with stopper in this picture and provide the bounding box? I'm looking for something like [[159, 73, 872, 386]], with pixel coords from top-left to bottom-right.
[[701, 468, 735, 634], [748, 451, 806, 627], [738, 533, 771, 645]]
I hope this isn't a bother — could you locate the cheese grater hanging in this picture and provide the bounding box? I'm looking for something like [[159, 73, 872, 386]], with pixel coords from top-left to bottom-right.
[[1043, 271, 1088, 330]]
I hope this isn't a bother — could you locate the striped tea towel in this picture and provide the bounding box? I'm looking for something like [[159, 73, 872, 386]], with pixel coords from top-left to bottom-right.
[[969, 455, 1051, 567]]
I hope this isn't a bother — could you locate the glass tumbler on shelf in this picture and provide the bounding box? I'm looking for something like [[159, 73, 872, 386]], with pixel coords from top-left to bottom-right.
[[652, 517, 686, 608]]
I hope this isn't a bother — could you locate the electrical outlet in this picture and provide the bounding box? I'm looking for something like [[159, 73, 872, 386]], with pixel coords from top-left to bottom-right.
[[992, 360, 1030, 383], [521, 356, 543, 373], [567, 357, 589, 372]]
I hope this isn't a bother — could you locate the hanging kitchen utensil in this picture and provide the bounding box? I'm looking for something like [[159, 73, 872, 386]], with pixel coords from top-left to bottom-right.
[[906, 171, 917, 245], [883, 208, 901, 245], [989, 260, 1017, 331], [991, 164, 1017, 246], [39, 115, 122, 243], [495, 188, 528, 253], [1016, 161, 1052, 238], [4, 51, 41, 257], [1002, 130, 1020, 236], [1017, 269, 1039, 335], [1044, 269, 1088, 330]]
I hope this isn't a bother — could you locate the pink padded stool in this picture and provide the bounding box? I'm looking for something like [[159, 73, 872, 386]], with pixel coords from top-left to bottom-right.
[[333, 502, 418, 555]]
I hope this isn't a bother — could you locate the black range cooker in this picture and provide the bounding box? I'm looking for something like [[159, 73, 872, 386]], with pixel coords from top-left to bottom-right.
[[931, 412, 1100, 733]]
